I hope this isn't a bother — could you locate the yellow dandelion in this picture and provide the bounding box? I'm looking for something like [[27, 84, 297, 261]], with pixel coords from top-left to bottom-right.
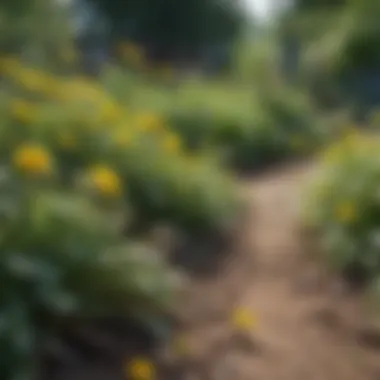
[[125, 357, 155, 380], [163, 134, 181, 154], [231, 307, 257, 331], [87, 164, 122, 197], [9, 99, 39, 124], [335, 201, 357, 224], [12, 143, 52, 176]]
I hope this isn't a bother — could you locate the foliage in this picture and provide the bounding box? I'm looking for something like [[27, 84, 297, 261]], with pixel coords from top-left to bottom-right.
[[166, 80, 327, 170], [0, 58, 241, 234], [305, 131, 380, 282], [281, 0, 380, 112], [0, 168, 180, 379], [85, 0, 246, 63], [0, 53, 245, 378], [101, 56, 328, 172]]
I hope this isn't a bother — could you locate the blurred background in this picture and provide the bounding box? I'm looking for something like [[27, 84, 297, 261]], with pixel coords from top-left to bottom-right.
[[2, 0, 380, 379]]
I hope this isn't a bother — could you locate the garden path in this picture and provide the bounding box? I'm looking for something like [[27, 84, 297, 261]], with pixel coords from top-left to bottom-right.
[[176, 160, 380, 380]]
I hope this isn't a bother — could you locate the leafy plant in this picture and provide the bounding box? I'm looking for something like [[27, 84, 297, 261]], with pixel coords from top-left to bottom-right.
[[304, 132, 380, 282], [0, 173, 180, 379]]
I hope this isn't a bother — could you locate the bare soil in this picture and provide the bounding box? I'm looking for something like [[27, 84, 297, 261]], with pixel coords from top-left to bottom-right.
[[172, 160, 380, 380]]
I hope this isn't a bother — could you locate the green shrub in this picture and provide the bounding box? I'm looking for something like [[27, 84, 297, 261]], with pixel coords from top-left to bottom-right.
[[0, 60, 242, 239], [0, 171, 179, 379], [305, 132, 380, 281], [116, 142, 242, 234]]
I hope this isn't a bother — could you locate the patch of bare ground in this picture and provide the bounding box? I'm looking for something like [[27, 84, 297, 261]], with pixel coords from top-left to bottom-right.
[[172, 160, 380, 380]]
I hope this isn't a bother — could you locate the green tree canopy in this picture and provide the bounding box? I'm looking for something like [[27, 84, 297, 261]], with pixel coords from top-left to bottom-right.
[[85, 0, 246, 61]]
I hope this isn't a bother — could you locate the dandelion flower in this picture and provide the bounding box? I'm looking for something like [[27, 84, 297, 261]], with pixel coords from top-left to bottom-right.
[[335, 200, 357, 224], [87, 165, 122, 197], [125, 357, 155, 380], [13, 143, 52, 176], [231, 307, 257, 331]]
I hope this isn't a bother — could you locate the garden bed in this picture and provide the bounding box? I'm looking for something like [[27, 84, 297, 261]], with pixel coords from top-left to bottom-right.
[[42, 316, 181, 380]]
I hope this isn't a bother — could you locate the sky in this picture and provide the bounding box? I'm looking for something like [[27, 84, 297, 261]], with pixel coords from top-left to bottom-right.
[[243, 0, 273, 19], [243, 0, 289, 21]]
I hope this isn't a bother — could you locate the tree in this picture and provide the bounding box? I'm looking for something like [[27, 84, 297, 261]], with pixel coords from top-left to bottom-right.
[[85, 0, 246, 63], [279, 0, 380, 115]]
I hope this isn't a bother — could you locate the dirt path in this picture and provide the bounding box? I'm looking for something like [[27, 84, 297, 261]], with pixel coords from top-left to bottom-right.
[[175, 161, 380, 380]]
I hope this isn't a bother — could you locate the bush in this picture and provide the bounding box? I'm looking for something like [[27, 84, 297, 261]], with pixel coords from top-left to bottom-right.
[[0, 171, 180, 379], [0, 58, 241, 235], [0, 56, 245, 378], [100, 56, 332, 171], [304, 131, 380, 283], [167, 82, 328, 170]]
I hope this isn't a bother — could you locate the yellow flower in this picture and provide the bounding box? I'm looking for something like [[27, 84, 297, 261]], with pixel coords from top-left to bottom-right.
[[10, 99, 38, 124], [231, 307, 257, 331], [126, 358, 155, 380], [13, 143, 52, 176], [335, 201, 357, 224], [135, 113, 162, 132], [87, 165, 122, 197], [163, 134, 181, 153]]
